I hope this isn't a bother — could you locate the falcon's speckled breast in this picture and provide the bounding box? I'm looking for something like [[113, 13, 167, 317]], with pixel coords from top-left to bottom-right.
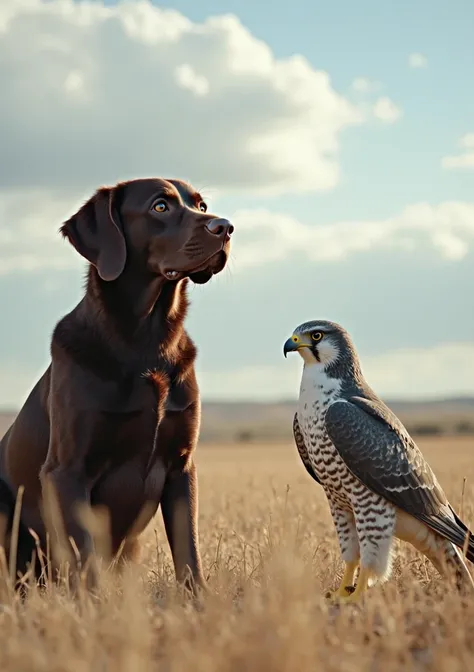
[[297, 365, 397, 579]]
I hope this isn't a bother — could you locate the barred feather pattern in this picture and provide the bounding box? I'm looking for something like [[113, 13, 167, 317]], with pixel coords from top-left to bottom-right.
[[297, 367, 396, 581]]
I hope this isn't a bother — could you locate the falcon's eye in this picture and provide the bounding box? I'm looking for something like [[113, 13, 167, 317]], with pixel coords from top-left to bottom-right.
[[311, 331, 324, 342]]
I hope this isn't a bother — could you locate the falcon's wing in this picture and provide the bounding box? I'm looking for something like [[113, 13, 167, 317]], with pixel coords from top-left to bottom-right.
[[325, 396, 474, 560], [293, 413, 321, 485]]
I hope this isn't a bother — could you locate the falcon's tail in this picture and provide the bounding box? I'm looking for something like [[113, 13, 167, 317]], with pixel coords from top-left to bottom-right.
[[450, 543, 474, 591], [421, 507, 474, 564], [449, 507, 474, 564]]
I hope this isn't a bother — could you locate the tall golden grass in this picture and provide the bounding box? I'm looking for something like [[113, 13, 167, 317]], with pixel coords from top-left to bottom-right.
[[0, 436, 474, 671]]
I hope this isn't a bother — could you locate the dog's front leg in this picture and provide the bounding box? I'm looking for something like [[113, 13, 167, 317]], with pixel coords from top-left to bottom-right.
[[39, 465, 95, 587], [160, 460, 205, 593]]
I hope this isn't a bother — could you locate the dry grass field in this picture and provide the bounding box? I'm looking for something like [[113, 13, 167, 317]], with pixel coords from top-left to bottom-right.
[[1, 436, 474, 671]]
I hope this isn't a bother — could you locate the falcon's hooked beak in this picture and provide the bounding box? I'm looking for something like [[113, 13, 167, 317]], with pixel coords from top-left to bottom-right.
[[283, 333, 311, 358]]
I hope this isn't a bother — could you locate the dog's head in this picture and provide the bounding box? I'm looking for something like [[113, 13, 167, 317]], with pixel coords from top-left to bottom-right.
[[60, 178, 233, 285]]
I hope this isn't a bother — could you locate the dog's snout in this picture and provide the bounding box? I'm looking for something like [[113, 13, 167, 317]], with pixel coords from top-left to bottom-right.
[[206, 218, 234, 238]]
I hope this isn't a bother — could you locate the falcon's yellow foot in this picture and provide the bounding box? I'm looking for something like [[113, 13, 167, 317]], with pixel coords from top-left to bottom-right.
[[325, 561, 359, 600], [327, 566, 371, 605], [325, 585, 355, 601]]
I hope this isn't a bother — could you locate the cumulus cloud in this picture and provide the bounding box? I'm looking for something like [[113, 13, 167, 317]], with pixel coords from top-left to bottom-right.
[[0, 0, 469, 407], [408, 53, 428, 68], [0, 0, 373, 196], [230, 201, 474, 269], [372, 96, 403, 124], [0, 189, 85, 275], [442, 133, 474, 171], [2, 193, 474, 276], [362, 342, 474, 399], [175, 64, 210, 97], [0, 226, 473, 406], [349, 82, 401, 125], [351, 77, 378, 93]]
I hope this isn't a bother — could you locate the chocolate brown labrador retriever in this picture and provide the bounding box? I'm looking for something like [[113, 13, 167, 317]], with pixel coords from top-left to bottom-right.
[[0, 177, 233, 591]]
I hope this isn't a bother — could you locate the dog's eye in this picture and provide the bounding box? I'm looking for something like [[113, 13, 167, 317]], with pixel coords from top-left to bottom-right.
[[199, 202, 207, 213], [311, 331, 324, 342], [153, 200, 168, 213]]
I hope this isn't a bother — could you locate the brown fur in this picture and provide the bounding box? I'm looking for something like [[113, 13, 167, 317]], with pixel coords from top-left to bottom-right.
[[0, 177, 233, 592]]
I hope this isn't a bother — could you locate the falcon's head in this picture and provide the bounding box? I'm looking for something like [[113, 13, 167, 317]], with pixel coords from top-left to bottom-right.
[[283, 319, 358, 372]]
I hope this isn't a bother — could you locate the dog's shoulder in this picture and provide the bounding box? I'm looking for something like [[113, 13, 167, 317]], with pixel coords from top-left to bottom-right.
[[51, 305, 121, 381]]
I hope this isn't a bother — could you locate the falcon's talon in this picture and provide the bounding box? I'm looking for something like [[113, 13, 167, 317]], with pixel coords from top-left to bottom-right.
[[325, 585, 355, 600], [283, 318, 474, 601], [328, 567, 371, 604], [334, 591, 365, 605], [333, 560, 359, 597]]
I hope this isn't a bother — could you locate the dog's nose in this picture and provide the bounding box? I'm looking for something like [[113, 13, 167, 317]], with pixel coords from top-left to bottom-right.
[[206, 218, 234, 238]]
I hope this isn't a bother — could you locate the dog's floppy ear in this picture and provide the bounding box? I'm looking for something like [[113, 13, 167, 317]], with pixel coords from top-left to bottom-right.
[[60, 187, 127, 281]]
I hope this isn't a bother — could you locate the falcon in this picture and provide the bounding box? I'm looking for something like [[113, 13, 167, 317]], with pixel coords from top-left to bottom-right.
[[283, 319, 474, 602]]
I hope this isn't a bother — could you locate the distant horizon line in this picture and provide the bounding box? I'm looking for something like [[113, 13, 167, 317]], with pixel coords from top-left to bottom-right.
[[1, 393, 474, 414], [201, 393, 474, 405]]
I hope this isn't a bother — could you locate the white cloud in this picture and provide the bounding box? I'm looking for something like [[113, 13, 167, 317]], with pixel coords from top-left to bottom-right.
[[196, 343, 474, 401], [229, 201, 474, 269], [64, 70, 86, 96], [2, 194, 474, 276], [408, 53, 428, 69], [372, 96, 402, 124], [442, 155, 474, 170], [0, 189, 85, 275], [351, 77, 378, 93], [350, 82, 401, 125], [0, 0, 372, 196], [175, 64, 210, 97], [362, 343, 474, 399], [460, 133, 474, 149], [442, 132, 474, 171]]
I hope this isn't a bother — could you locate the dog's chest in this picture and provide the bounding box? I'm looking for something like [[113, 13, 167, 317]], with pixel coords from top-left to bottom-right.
[[297, 368, 349, 494]]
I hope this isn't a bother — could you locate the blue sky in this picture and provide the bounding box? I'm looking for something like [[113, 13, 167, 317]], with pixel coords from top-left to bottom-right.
[[142, 0, 474, 207], [0, 0, 473, 408]]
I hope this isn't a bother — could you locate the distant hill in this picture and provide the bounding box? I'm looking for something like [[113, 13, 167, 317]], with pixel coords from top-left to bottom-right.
[[2, 397, 473, 443], [198, 397, 474, 442]]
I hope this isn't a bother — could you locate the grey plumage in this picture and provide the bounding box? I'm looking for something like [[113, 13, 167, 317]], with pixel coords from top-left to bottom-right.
[[325, 396, 474, 562], [284, 319, 474, 601]]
